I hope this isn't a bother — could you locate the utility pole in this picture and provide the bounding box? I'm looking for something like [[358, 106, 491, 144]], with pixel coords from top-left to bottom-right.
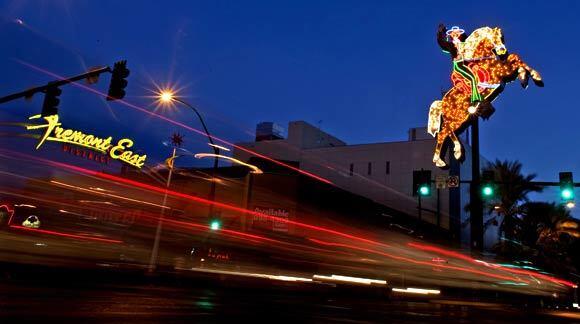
[[148, 145, 178, 272]]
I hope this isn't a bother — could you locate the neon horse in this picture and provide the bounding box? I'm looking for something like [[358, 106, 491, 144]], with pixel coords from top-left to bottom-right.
[[428, 27, 543, 168]]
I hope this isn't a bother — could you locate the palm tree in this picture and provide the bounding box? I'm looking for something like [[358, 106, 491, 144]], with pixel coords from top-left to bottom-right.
[[519, 201, 579, 275], [519, 201, 572, 247], [480, 160, 543, 242]]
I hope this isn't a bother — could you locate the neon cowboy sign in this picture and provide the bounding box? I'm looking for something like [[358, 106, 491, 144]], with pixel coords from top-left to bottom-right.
[[25, 114, 147, 168]]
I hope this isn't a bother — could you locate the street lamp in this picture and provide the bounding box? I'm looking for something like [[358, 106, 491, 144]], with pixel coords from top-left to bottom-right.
[[159, 90, 174, 104], [156, 88, 221, 226], [156, 89, 220, 161]]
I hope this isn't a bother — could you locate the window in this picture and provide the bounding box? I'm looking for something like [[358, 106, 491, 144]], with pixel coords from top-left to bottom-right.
[[367, 162, 372, 175], [386, 161, 390, 175], [349, 163, 354, 176]]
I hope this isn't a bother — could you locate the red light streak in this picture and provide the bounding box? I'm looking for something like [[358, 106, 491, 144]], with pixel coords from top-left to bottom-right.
[[10, 151, 568, 287], [408, 242, 577, 288], [134, 211, 343, 255], [1, 204, 15, 226], [1, 152, 383, 253], [96, 170, 383, 246], [9, 225, 122, 244], [15, 60, 333, 185], [309, 238, 530, 283], [14, 155, 382, 247]]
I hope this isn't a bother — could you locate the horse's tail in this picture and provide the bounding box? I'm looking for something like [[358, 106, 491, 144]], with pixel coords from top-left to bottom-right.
[[427, 100, 442, 137]]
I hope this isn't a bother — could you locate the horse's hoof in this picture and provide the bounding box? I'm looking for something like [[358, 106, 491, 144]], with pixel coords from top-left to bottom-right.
[[434, 159, 447, 168], [454, 150, 462, 160]]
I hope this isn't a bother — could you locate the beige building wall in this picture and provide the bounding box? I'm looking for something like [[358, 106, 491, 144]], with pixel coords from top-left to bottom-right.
[[234, 121, 464, 231]]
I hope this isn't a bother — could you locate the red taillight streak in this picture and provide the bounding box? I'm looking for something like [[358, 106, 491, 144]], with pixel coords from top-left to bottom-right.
[[309, 238, 529, 283], [407, 242, 576, 288], [1, 204, 15, 226], [29, 156, 384, 248], [135, 213, 352, 258], [9, 225, 122, 244], [15, 60, 332, 185]]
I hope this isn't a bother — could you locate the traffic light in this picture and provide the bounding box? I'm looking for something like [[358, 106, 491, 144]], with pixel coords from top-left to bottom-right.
[[481, 170, 496, 199], [107, 60, 130, 101], [42, 83, 62, 116], [209, 219, 221, 231], [559, 172, 574, 201], [413, 170, 432, 197]]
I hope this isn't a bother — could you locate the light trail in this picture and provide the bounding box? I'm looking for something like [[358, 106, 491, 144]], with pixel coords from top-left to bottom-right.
[[14, 59, 333, 185], [0, 204, 15, 227], [50, 180, 171, 210], [407, 242, 578, 288], [185, 268, 313, 283], [208, 143, 231, 152], [308, 238, 531, 284], [7, 151, 571, 289], [13, 204, 36, 208], [194, 153, 263, 174], [392, 287, 441, 295], [0, 150, 385, 248], [312, 274, 387, 285], [0, 164, 355, 256], [9, 225, 123, 244]]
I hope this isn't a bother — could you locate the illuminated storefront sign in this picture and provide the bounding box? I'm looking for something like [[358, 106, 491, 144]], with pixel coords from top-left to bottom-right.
[[428, 26, 543, 168], [252, 206, 289, 233], [25, 114, 147, 168]]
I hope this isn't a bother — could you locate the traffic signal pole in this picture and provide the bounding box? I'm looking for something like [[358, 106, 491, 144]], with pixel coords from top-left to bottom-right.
[[0, 66, 111, 104], [470, 116, 484, 251]]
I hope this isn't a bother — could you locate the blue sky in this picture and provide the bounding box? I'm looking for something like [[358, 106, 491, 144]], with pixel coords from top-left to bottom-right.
[[0, 0, 579, 205]]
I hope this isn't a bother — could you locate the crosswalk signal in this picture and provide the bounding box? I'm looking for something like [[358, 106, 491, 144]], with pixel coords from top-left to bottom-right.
[[559, 172, 574, 202], [413, 170, 432, 197], [107, 60, 130, 101], [42, 83, 62, 116], [481, 170, 496, 199]]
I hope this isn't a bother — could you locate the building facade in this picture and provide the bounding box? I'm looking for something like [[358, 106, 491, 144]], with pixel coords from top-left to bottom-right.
[[234, 120, 488, 245]]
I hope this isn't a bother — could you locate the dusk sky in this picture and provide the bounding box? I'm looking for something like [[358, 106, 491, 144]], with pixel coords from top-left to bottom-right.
[[1, 0, 579, 204]]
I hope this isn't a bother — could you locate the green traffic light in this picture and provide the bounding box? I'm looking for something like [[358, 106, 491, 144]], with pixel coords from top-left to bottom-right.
[[482, 186, 493, 197], [419, 185, 430, 196], [561, 188, 574, 200], [210, 220, 221, 230]]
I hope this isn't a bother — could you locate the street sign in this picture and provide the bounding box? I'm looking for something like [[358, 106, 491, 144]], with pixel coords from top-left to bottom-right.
[[447, 176, 459, 188], [435, 175, 447, 189]]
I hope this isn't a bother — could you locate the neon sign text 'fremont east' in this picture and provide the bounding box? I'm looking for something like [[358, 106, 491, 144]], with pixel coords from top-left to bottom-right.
[[26, 114, 147, 168]]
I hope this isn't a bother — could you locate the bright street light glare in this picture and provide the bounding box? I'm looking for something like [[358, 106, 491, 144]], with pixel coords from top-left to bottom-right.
[[159, 90, 174, 103]]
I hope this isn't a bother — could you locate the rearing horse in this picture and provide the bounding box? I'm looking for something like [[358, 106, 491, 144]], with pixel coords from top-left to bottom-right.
[[428, 27, 543, 168]]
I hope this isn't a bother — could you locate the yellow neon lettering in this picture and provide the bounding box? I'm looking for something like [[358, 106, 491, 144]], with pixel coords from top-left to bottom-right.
[[60, 129, 74, 140], [110, 138, 133, 159], [135, 155, 147, 168], [99, 137, 113, 151], [71, 131, 86, 143], [26, 114, 147, 168], [26, 115, 61, 149]]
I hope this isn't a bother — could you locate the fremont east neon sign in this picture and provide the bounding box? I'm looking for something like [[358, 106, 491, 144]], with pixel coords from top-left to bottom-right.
[[26, 114, 147, 168]]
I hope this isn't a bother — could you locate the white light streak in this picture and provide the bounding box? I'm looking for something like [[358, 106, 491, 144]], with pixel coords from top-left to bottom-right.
[[312, 274, 387, 285], [392, 287, 441, 295]]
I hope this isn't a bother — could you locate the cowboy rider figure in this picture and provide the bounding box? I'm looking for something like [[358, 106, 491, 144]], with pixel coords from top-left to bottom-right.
[[437, 24, 486, 113]]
